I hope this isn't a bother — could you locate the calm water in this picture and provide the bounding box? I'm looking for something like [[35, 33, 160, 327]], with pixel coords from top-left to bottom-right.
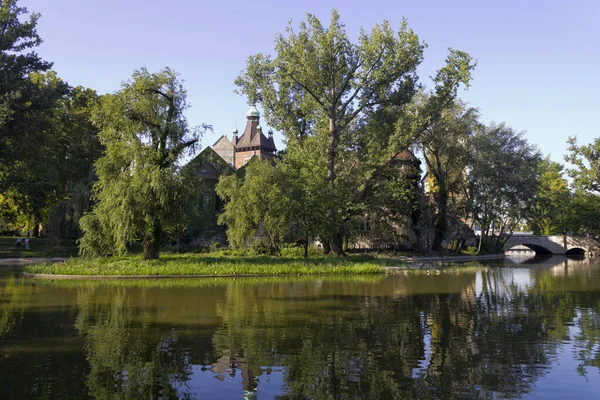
[[1, 257, 600, 399]]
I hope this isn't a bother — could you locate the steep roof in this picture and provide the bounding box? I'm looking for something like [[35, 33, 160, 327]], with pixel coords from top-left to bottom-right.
[[182, 146, 234, 180], [234, 108, 277, 152], [195, 162, 221, 180], [213, 135, 234, 148]]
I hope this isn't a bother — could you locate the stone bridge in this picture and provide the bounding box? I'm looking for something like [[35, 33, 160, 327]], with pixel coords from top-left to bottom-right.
[[503, 235, 600, 255]]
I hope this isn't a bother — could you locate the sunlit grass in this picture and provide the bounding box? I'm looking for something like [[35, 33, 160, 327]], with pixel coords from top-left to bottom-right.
[[27, 274, 387, 288], [24, 252, 397, 276]]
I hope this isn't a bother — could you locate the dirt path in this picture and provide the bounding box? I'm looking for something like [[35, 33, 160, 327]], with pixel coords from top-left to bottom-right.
[[0, 258, 66, 267]]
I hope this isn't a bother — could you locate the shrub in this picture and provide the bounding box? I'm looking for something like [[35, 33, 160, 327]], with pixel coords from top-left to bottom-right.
[[280, 243, 315, 258], [464, 246, 479, 255], [249, 239, 270, 255]]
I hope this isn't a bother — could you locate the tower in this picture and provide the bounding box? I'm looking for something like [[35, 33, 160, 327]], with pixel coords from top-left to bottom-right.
[[233, 105, 277, 169]]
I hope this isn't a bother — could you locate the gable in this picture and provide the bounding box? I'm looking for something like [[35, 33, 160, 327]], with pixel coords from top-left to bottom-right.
[[213, 135, 234, 150]]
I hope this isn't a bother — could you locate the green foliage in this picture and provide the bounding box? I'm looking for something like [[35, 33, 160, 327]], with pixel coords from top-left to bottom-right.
[[249, 239, 269, 255], [0, 1, 53, 224], [419, 99, 480, 250], [469, 123, 541, 252], [235, 9, 475, 254], [79, 67, 209, 259], [565, 191, 600, 236], [463, 246, 478, 255], [280, 243, 317, 258], [180, 147, 234, 238], [562, 137, 600, 236], [208, 241, 221, 253], [0, 235, 78, 258], [216, 158, 287, 250], [528, 157, 571, 235], [0, 2, 103, 235], [566, 136, 600, 193]]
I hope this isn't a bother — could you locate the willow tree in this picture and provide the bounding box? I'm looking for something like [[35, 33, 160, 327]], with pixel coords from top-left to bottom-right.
[[235, 10, 475, 254], [79, 68, 207, 260]]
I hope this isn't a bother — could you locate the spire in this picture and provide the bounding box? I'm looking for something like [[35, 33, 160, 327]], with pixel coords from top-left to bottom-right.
[[232, 124, 239, 144], [256, 125, 262, 140], [246, 105, 260, 118], [268, 129, 273, 138], [235, 105, 276, 153]]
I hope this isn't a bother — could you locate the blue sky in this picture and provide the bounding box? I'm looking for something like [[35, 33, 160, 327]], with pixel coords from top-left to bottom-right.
[[26, 0, 599, 164]]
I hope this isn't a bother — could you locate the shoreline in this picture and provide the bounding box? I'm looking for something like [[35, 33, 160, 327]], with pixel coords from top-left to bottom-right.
[[16, 253, 508, 279], [21, 271, 322, 279], [0, 257, 67, 267], [402, 254, 505, 263]]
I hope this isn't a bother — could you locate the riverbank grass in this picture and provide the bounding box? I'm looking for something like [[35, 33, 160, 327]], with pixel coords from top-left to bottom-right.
[[24, 253, 397, 276]]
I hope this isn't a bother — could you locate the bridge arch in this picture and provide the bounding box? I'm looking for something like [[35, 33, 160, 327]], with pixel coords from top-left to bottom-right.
[[565, 247, 586, 256], [503, 235, 600, 256], [506, 243, 553, 255]]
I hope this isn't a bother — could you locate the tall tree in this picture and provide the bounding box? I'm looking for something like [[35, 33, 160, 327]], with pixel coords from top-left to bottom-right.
[[565, 136, 600, 237], [567, 191, 600, 236], [469, 123, 541, 253], [46, 85, 102, 238], [235, 10, 475, 254], [0, 0, 55, 231], [419, 99, 479, 251], [79, 67, 208, 260], [528, 157, 571, 236], [565, 136, 600, 193]]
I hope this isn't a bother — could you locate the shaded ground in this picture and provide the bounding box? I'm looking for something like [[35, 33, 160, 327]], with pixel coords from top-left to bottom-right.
[[0, 236, 79, 258], [0, 257, 67, 267]]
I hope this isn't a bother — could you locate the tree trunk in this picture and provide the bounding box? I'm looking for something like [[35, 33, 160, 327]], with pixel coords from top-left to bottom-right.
[[322, 240, 331, 254], [142, 218, 160, 260], [477, 228, 485, 254], [330, 231, 344, 256], [327, 115, 344, 255], [303, 236, 309, 258], [432, 182, 448, 251]]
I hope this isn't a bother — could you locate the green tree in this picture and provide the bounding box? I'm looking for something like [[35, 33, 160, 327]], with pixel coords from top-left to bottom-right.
[[235, 10, 475, 254], [528, 157, 571, 235], [277, 137, 329, 256], [46, 85, 102, 238], [0, 0, 52, 192], [566, 136, 600, 192], [419, 99, 479, 251], [0, 71, 71, 232], [469, 123, 541, 253], [566, 191, 600, 236], [0, 0, 63, 232], [565, 136, 600, 237], [216, 158, 288, 251], [79, 67, 208, 260]]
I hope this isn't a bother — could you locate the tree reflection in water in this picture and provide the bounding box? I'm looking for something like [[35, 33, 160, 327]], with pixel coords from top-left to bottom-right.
[[1, 258, 600, 398]]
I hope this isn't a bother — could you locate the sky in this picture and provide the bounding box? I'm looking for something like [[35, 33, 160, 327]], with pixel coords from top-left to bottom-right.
[[25, 0, 600, 164]]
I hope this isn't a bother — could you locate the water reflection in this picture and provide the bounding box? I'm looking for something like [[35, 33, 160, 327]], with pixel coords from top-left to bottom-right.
[[1, 259, 600, 398]]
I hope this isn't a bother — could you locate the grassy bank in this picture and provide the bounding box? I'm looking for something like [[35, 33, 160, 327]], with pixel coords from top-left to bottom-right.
[[24, 253, 399, 276], [27, 274, 387, 288]]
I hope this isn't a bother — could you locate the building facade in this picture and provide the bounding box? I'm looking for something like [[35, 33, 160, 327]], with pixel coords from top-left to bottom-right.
[[212, 105, 277, 169]]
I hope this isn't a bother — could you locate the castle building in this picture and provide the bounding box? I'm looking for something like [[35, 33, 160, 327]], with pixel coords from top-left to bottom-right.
[[213, 105, 277, 169]]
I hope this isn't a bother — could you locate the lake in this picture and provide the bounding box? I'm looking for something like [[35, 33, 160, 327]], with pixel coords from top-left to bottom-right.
[[1, 256, 600, 399]]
